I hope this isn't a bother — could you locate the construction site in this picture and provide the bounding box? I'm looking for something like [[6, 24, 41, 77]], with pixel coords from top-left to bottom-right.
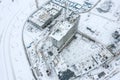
[[16, 0, 120, 80]]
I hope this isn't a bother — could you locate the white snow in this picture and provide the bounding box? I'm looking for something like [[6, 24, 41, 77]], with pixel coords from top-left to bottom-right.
[[1, 0, 120, 80]]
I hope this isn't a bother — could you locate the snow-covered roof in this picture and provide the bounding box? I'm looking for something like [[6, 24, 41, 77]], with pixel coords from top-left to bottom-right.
[[44, 2, 62, 11], [50, 21, 74, 41], [28, 2, 62, 28]]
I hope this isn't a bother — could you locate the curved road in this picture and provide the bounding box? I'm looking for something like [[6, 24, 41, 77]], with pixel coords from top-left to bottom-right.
[[0, 0, 37, 80]]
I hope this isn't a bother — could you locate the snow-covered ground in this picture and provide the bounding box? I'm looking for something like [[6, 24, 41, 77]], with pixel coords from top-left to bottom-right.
[[0, 0, 48, 80], [1, 0, 120, 80], [79, 13, 119, 46]]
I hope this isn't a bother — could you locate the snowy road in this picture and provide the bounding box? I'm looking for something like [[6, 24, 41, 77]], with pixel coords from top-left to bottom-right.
[[0, 0, 47, 80]]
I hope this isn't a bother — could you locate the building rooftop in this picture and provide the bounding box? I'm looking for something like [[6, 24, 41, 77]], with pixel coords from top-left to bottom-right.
[[28, 2, 62, 29], [43, 2, 62, 11], [29, 8, 51, 27], [50, 21, 74, 41]]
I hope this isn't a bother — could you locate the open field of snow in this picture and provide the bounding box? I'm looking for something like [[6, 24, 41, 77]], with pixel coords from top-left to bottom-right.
[[0, 0, 48, 80]]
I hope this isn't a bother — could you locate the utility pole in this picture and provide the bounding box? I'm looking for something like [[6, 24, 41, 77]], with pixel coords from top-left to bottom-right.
[[35, 0, 39, 9], [64, 0, 68, 20]]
